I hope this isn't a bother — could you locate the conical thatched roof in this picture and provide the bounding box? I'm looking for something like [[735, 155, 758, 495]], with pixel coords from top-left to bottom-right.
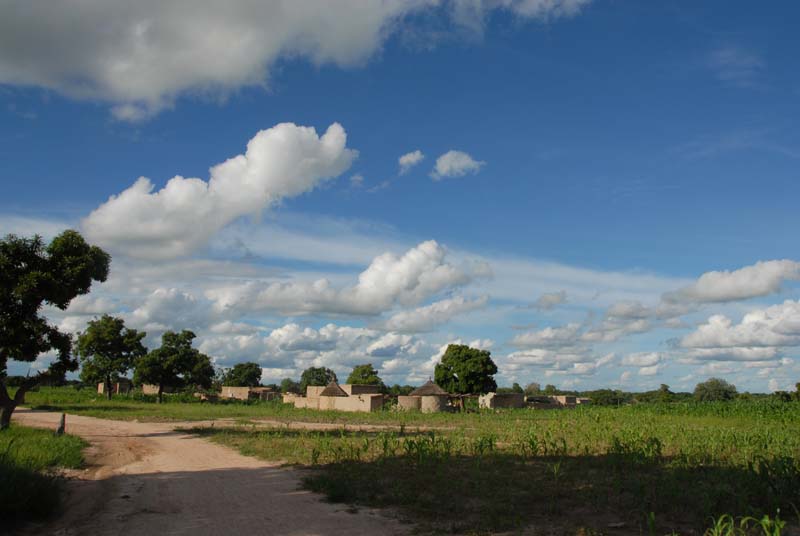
[[320, 381, 348, 397], [409, 379, 448, 397]]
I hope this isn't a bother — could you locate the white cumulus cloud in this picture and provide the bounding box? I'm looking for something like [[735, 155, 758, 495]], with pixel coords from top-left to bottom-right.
[[430, 150, 485, 180], [663, 260, 800, 304], [82, 122, 356, 259], [380, 295, 488, 332], [0, 1, 591, 120], [398, 150, 425, 174], [207, 240, 489, 316]]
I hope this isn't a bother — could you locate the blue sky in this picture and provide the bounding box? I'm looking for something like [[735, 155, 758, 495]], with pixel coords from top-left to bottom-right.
[[1, 0, 798, 392]]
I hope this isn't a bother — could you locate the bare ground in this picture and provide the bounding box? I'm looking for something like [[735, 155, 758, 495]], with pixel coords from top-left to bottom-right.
[[13, 409, 410, 536]]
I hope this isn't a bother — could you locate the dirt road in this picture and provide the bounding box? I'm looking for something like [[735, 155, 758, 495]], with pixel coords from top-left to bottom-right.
[[14, 409, 409, 536]]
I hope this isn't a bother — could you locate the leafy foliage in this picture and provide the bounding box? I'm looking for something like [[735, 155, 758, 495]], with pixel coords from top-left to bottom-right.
[[299, 367, 337, 394], [434, 344, 497, 395], [345, 363, 383, 386], [280, 377, 301, 394], [222, 362, 263, 387], [134, 330, 214, 402], [694, 377, 738, 402], [0, 230, 109, 428], [75, 315, 146, 399]]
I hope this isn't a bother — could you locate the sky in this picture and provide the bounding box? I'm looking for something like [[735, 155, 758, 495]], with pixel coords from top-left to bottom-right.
[[1, 0, 799, 393]]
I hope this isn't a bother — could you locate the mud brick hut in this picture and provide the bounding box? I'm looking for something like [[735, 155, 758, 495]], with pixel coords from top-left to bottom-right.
[[283, 381, 384, 412], [397, 379, 449, 413]]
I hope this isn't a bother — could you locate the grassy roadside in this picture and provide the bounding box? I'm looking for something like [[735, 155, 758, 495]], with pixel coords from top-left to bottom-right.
[[0, 425, 86, 527]]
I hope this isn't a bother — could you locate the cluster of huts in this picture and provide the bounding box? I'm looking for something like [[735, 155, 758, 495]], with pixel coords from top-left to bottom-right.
[[283, 379, 591, 413], [97, 381, 280, 402], [99, 378, 589, 413], [283, 379, 453, 413]]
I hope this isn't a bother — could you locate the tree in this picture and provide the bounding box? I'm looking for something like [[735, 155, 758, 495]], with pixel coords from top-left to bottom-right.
[[387, 384, 414, 396], [134, 330, 214, 403], [346, 363, 383, 386], [299, 367, 337, 394], [0, 231, 110, 429], [280, 378, 300, 394], [75, 315, 146, 400], [524, 382, 541, 396], [656, 383, 673, 403], [222, 362, 263, 387], [434, 344, 497, 395], [543, 384, 557, 395], [693, 377, 737, 402], [511, 382, 523, 394]]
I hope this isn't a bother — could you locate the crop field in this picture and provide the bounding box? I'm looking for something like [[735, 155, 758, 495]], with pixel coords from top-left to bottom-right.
[[194, 402, 800, 535], [16, 387, 800, 534]]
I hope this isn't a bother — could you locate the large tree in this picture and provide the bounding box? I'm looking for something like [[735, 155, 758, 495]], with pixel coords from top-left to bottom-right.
[[280, 377, 301, 394], [222, 362, 263, 387], [346, 363, 383, 386], [134, 330, 214, 403], [76, 315, 146, 400], [299, 367, 337, 394], [0, 231, 110, 429], [434, 344, 497, 395], [694, 377, 737, 402]]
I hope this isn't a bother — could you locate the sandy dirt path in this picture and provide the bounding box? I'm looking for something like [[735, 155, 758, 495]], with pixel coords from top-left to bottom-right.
[[14, 409, 409, 536]]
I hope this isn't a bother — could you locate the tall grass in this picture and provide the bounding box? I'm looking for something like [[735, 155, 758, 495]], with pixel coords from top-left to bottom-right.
[[0, 425, 86, 526]]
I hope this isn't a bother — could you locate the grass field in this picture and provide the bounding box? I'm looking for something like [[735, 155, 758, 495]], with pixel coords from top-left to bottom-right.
[[0, 424, 86, 526], [16, 386, 800, 534]]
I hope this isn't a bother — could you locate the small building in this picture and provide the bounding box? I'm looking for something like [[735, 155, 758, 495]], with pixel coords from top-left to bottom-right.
[[284, 382, 384, 412], [479, 392, 526, 409], [96, 379, 132, 395], [398, 380, 450, 413], [220, 386, 279, 401]]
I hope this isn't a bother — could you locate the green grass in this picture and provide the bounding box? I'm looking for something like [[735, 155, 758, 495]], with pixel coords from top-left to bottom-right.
[[190, 404, 800, 535], [16, 387, 800, 533], [0, 425, 87, 526]]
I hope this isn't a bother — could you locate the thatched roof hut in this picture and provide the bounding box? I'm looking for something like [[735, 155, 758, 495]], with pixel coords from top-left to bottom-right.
[[319, 381, 348, 397], [409, 380, 448, 397]]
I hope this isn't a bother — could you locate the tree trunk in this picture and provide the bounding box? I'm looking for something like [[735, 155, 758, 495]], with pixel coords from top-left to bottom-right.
[[0, 372, 46, 430], [157, 384, 163, 404], [106, 375, 113, 401], [0, 403, 13, 430]]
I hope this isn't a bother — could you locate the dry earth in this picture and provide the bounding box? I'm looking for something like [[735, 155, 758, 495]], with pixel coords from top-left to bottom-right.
[[13, 409, 410, 536]]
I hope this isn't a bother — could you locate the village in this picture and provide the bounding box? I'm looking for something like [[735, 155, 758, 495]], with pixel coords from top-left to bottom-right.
[[98, 377, 591, 413]]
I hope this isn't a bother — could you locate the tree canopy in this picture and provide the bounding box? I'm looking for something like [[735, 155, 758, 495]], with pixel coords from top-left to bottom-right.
[[280, 377, 301, 394], [694, 377, 738, 402], [434, 344, 497, 395], [346, 363, 383, 386], [299, 367, 337, 394], [76, 315, 147, 399], [222, 362, 263, 387], [0, 230, 110, 428], [134, 330, 214, 402]]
